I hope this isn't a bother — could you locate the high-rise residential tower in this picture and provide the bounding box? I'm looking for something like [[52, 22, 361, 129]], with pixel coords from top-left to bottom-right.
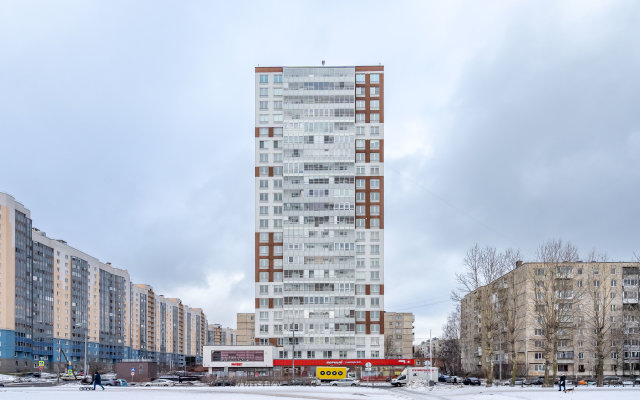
[[254, 65, 385, 360]]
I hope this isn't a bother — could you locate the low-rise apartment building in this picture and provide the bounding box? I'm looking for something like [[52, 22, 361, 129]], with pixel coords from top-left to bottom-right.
[[461, 261, 640, 379]]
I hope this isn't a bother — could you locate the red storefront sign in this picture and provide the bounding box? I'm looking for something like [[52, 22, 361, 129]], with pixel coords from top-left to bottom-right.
[[231, 362, 243, 366], [273, 359, 414, 367]]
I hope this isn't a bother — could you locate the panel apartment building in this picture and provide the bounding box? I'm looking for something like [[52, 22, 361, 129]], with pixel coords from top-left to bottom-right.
[[0, 193, 207, 372], [254, 65, 385, 360], [460, 261, 640, 378]]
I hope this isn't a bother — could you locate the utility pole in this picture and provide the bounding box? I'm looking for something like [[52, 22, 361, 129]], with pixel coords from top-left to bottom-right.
[[56, 347, 61, 385], [84, 323, 88, 377], [429, 329, 434, 384], [291, 329, 296, 381]]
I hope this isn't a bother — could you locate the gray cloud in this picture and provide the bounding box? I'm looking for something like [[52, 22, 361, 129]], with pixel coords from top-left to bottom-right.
[[1, 0, 639, 338]]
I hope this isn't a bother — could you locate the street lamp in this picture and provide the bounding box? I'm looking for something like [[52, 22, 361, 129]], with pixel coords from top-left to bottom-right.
[[287, 327, 299, 381], [75, 322, 88, 377]]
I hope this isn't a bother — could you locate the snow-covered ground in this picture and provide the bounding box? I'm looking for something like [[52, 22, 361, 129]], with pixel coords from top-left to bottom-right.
[[1, 383, 639, 400]]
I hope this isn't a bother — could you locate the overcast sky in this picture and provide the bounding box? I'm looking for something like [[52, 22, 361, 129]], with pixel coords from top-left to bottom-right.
[[2, 0, 639, 342]]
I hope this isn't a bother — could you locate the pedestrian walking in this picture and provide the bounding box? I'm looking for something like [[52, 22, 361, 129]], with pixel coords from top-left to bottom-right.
[[558, 374, 566, 391], [93, 371, 105, 391]]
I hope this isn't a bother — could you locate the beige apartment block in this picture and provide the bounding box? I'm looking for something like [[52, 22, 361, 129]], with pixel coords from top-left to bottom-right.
[[384, 312, 415, 359], [236, 313, 255, 346], [461, 261, 640, 379]]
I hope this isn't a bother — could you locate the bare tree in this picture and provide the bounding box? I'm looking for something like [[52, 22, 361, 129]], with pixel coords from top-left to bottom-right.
[[496, 249, 525, 386], [455, 245, 517, 386], [440, 305, 462, 375], [531, 239, 580, 387], [581, 251, 616, 386]]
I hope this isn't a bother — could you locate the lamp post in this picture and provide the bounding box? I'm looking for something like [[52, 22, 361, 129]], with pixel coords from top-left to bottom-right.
[[291, 329, 296, 381], [75, 322, 88, 377]]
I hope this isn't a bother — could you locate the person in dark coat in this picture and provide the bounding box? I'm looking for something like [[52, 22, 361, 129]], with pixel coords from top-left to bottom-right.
[[558, 374, 566, 391], [93, 371, 105, 391]]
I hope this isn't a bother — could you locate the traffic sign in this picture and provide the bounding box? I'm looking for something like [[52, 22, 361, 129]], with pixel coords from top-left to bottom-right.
[[38, 361, 45, 367], [131, 368, 135, 372], [365, 362, 372, 369]]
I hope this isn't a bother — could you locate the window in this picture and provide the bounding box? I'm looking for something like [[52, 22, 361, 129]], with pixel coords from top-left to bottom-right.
[[356, 87, 365, 97], [370, 271, 380, 280], [273, 127, 283, 136], [259, 206, 269, 215], [274, 88, 283, 96], [274, 114, 283, 123], [356, 219, 365, 228], [370, 179, 380, 189], [260, 88, 268, 97], [273, 166, 283, 176], [356, 100, 365, 110], [370, 113, 380, 122], [259, 286, 269, 295], [260, 324, 268, 333], [259, 298, 268, 308], [356, 206, 365, 216], [259, 192, 268, 202], [356, 126, 365, 136], [356, 113, 366, 122], [370, 74, 380, 83], [370, 87, 379, 96], [356, 139, 365, 149], [259, 114, 269, 123], [274, 193, 283, 201], [274, 74, 282, 83], [259, 272, 269, 282], [259, 246, 269, 256], [356, 74, 365, 83], [356, 179, 366, 189], [259, 219, 269, 228], [273, 272, 283, 282], [370, 126, 380, 135], [259, 179, 268, 188], [370, 205, 380, 215], [259, 127, 269, 137], [273, 101, 283, 110], [259, 259, 269, 269], [259, 74, 268, 84], [370, 192, 380, 202], [356, 153, 365, 162], [370, 100, 379, 110], [259, 153, 269, 163], [356, 324, 366, 333], [356, 192, 365, 202], [370, 140, 380, 149], [370, 297, 380, 306], [273, 206, 282, 215], [259, 101, 268, 110], [356, 166, 366, 174], [371, 324, 380, 333]]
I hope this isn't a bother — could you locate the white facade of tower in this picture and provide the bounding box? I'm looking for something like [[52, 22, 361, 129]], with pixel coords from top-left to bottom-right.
[[254, 65, 385, 360]]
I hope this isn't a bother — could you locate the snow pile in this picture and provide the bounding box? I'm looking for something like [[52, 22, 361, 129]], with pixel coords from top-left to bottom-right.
[[0, 374, 17, 383]]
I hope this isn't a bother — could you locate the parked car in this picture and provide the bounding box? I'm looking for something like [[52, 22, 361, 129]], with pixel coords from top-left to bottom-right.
[[577, 379, 596, 385], [513, 378, 526, 386], [144, 378, 175, 387], [463, 377, 481, 386], [439, 374, 449, 383], [446, 376, 460, 384], [330, 378, 360, 386], [115, 379, 128, 387], [103, 379, 119, 386], [603, 376, 621, 386]]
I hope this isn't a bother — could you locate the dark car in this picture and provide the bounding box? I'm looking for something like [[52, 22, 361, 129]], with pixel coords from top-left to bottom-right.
[[463, 377, 481, 386], [438, 374, 449, 383]]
